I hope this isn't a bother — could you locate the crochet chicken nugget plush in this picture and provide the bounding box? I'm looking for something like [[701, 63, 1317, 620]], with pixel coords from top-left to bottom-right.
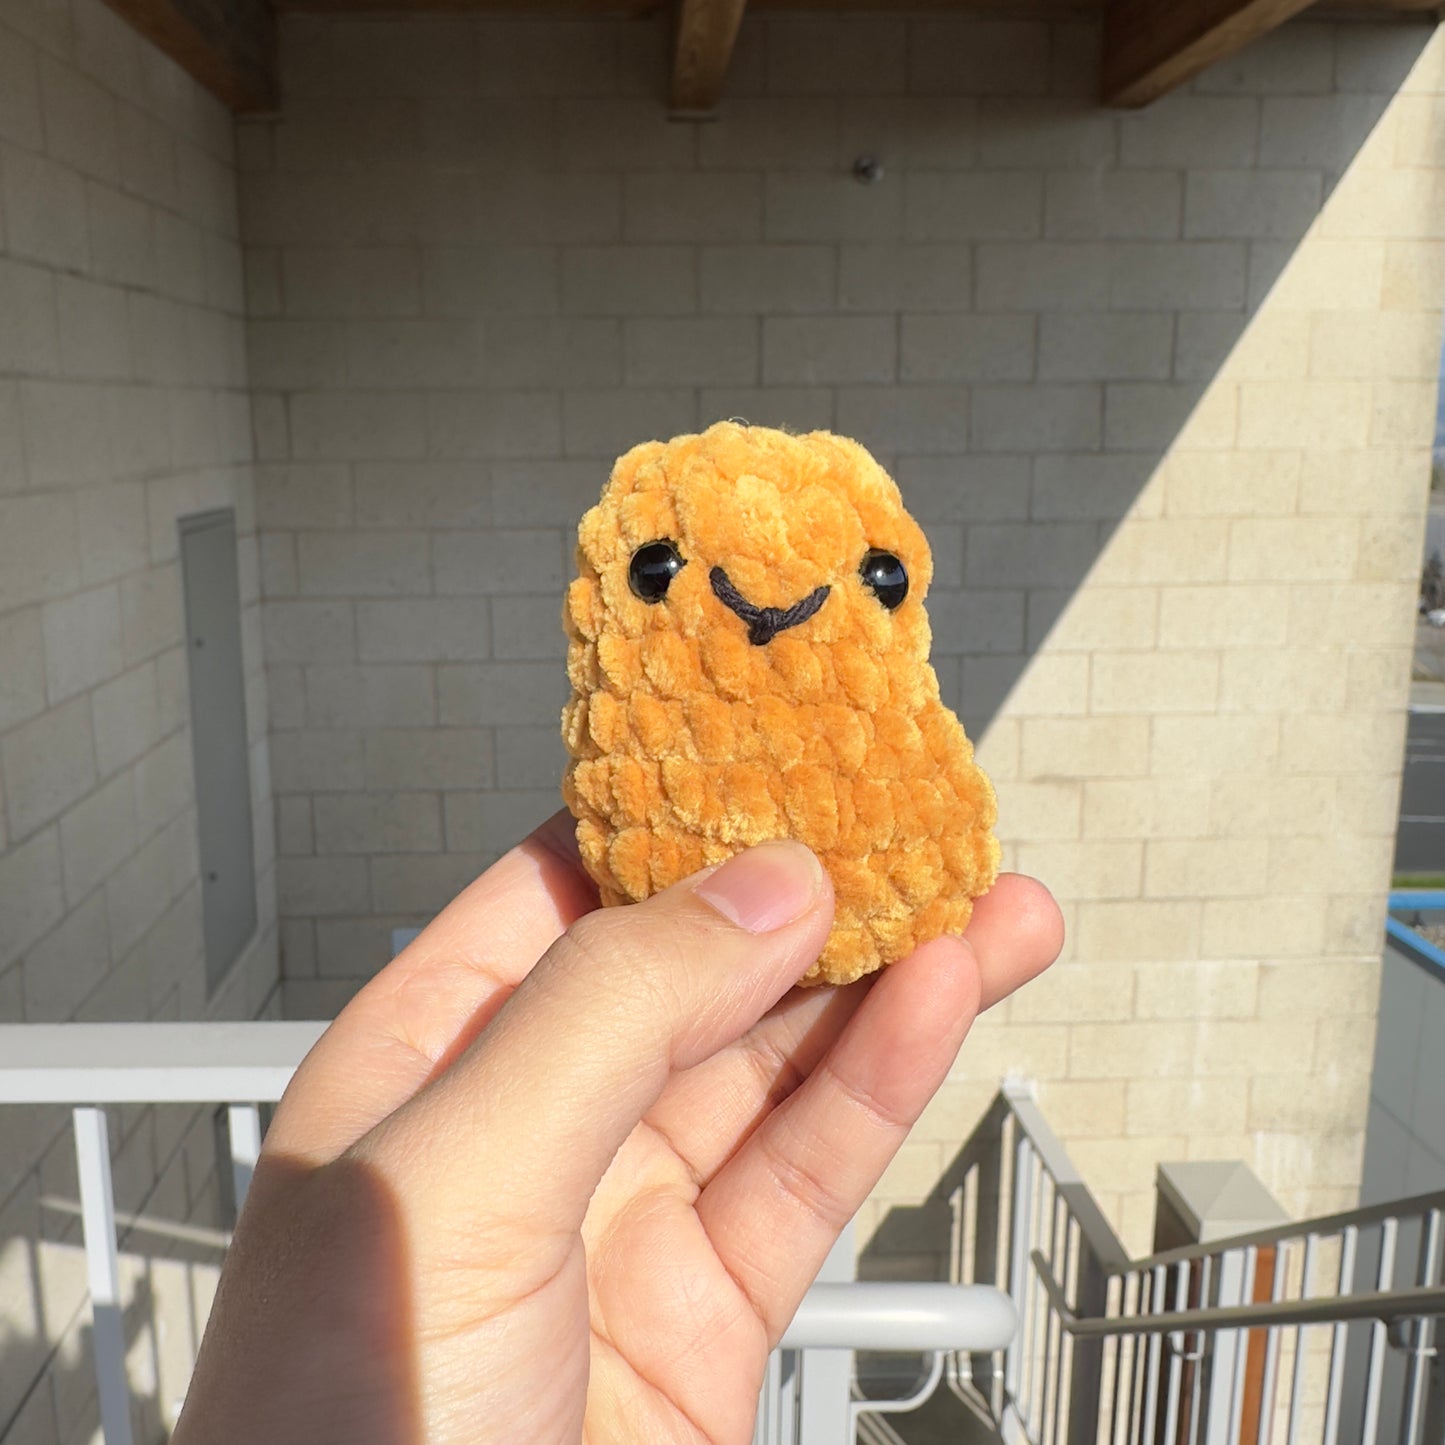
[[561, 421, 1000, 986]]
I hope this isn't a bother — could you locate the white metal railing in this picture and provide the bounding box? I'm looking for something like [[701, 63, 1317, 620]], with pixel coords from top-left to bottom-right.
[[0, 1021, 325, 1445], [754, 1229, 1018, 1445], [941, 1081, 1445, 1445], [13, 1029, 1438, 1445], [0, 1023, 1017, 1445]]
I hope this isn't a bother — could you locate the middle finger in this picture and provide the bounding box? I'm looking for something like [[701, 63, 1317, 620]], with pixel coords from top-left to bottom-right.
[[641, 872, 1062, 1186]]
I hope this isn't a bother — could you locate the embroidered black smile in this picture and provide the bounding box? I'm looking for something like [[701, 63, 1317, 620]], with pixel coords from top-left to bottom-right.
[[710, 567, 830, 647]]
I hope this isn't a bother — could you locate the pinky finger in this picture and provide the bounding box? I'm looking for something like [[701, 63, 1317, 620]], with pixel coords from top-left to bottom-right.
[[693, 934, 982, 1345]]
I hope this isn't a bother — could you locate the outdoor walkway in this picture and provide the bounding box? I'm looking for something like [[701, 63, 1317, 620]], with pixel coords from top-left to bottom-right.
[[1397, 676, 1445, 876]]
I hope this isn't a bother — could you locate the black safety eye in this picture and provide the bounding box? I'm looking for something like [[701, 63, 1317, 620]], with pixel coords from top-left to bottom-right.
[[628, 540, 686, 603], [860, 549, 908, 610]]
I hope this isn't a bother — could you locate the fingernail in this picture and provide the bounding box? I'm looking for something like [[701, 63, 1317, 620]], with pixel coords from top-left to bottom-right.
[[693, 841, 823, 934]]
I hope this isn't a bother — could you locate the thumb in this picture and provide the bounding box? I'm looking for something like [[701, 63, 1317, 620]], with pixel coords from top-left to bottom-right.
[[348, 840, 834, 1255]]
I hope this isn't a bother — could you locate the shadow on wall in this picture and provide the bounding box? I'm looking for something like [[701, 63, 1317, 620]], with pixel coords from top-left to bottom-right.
[[0, 1199, 227, 1444]]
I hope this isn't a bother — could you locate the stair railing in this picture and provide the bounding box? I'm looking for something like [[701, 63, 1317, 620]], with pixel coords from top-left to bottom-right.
[[946, 1080, 1445, 1445]]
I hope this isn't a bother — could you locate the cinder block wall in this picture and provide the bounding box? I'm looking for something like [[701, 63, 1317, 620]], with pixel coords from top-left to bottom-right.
[[240, 11, 1445, 1261], [0, 2, 277, 1440]]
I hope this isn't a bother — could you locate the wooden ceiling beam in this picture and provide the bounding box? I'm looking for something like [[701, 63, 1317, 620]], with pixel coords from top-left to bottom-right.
[[669, 0, 750, 113], [102, 0, 278, 112], [271, 0, 1439, 16], [1103, 0, 1320, 107]]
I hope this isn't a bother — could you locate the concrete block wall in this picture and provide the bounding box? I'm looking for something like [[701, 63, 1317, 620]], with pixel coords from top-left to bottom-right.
[[239, 4, 1445, 1262], [0, 1, 276, 1440]]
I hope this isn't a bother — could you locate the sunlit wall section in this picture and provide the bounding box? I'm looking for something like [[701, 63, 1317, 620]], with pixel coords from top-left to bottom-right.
[[933, 29, 1445, 1251]]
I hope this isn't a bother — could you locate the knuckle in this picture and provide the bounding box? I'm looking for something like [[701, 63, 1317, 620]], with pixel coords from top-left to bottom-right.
[[757, 1125, 853, 1235], [550, 909, 619, 981], [821, 1058, 914, 1134], [550, 906, 692, 1023]]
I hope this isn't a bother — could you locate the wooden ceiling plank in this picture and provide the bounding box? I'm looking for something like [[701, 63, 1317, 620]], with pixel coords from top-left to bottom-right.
[[1103, 0, 1321, 107], [102, 0, 278, 113], [670, 0, 750, 112]]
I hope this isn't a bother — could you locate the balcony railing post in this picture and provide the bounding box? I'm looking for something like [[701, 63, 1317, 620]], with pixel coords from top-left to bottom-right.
[[227, 1103, 263, 1214], [1006, 1133, 1034, 1416], [1424, 1347, 1445, 1443], [74, 1106, 134, 1445], [970, 1100, 1006, 1409], [1066, 1242, 1107, 1445], [794, 1223, 855, 1445], [751, 1350, 791, 1445], [1202, 1247, 1248, 1445]]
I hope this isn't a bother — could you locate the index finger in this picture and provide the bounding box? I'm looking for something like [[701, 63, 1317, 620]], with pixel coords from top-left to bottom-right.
[[264, 811, 599, 1169]]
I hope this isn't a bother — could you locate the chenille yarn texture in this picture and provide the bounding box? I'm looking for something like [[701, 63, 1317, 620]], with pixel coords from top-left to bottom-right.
[[561, 422, 1000, 987]]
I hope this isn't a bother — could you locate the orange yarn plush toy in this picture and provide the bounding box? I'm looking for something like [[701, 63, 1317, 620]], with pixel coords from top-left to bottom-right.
[[561, 421, 1000, 986]]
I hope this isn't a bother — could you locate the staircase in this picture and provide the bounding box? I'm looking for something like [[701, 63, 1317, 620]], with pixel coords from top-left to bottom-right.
[[834, 1082, 1445, 1445]]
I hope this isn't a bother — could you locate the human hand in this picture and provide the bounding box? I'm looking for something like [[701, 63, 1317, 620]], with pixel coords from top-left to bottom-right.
[[173, 813, 1061, 1444]]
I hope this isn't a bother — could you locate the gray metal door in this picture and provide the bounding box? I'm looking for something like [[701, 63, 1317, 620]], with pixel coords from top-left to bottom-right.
[[179, 509, 257, 992]]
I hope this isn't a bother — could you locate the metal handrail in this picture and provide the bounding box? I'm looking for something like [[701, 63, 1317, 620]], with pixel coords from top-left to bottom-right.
[[1001, 1078, 1132, 1273], [1002, 1079, 1445, 1287], [0, 1021, 327, 1103], [1385, 890, 1445, 983], [1030, 1248, 1445, 1337], [781, 1282, 1016, 1351], [1129, 1188, 1445, 1275]]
